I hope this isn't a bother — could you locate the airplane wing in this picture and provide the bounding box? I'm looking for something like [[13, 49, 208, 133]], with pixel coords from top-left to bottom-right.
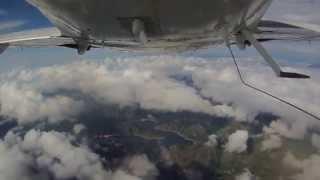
[[0, 27, 144, 55], [255, 20, 320, 42], [1, 20, 320, 56], [0, 27, 76, 54], [234, 20, 320, 79]]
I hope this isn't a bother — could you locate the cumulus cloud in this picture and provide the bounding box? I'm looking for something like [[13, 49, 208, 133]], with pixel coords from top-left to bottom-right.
[[0, 129, 159, 180], [235, 169, 254, 180], [0, 129, 109, 180], [311, 133, 320, 150], [263, 120, 307, 140], [73, 123, 86, 135], [261, 134, 282, 151], [225, 130, 248, 153], [123, 154, 158, 178], [283, 152, 320, 180], [0, 57, 247, 125], [186, 57, 320, 140], [205, 134, 218, 148], [35, 59, 241, 118], [0, 82, 84, 124], [0, 56, 319, 141]]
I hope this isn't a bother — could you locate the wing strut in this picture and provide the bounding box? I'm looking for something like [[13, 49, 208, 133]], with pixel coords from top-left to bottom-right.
[[239, 29, 310, 79]]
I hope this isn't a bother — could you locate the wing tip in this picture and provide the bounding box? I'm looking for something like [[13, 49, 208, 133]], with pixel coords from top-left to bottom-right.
[[280, 71, 310, 79], [0, 43, 9, 55]]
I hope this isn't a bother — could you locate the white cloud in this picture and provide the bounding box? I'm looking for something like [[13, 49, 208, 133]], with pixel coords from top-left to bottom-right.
[[263, 120, 307, 140], [0, 129, 158, 180], [261, 134, 282, 151], [311, 133, 320, 150], [283, 152, 320, 180], [123, 154, 158, 178], [0, 20, 26, 32], [0, 82, 84, 124], [73, 123, 86, 135], [235, 169, 254, 180], [0, 57, 246, 125], [205, 134, 218, 148], [0, 130, 109, 180], [0, 56, 319, 141], [225, 130, 248, 153]]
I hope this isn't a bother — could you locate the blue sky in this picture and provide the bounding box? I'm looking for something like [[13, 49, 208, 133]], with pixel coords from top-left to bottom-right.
[[0, 0, 51, 33], [0, 0, 319, 72]]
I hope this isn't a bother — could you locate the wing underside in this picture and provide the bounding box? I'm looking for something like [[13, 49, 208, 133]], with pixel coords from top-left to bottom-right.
[[0, 27, 73, 46], [255, 20, 320, 42], [0, 27, 145, 54], [1, 20, 320, 55], [0, 27, 76, 54]]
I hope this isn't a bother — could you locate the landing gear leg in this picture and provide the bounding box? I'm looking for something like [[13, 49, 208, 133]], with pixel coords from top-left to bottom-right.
[[239, 29, 310, 79], [132, 19, 148, 44], [74, 30, 91, 55], [76, 39, 90, 55]]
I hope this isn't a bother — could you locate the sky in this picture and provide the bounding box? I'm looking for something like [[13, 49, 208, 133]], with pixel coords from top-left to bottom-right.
[[0, 1, 320, 180], [0, 0, 51, 33]]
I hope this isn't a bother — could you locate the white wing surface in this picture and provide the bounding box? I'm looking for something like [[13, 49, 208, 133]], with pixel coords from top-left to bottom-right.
[[0, 27, 75, 54], [255, 20, 320, 42]]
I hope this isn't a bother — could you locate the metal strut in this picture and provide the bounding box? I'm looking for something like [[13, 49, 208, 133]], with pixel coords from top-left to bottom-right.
[[240, 29, 310, 79], [75, 30, 91, 55], [132, 19, 148, 44]]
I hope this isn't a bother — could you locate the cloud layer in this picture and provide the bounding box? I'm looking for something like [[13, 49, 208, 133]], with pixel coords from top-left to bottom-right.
[[0, 129, 108, 180], [283, 152, 320, 180], [0, 57, 245, 124], [0, 56, 319, 140], [0, 129, 158, 180]]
